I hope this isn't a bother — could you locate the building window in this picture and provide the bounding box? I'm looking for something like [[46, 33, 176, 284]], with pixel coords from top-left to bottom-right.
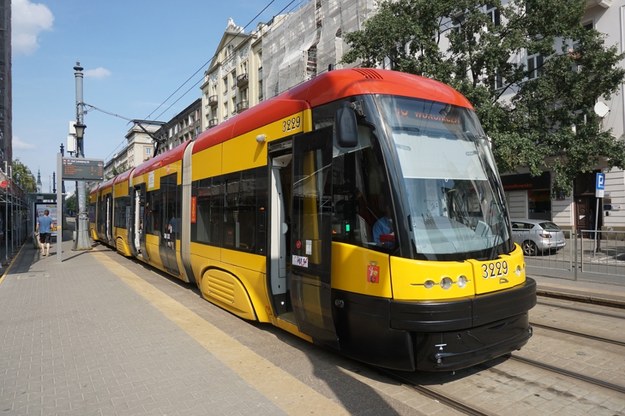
[[527, 53, 543, 80], [145, 147, 152, 158], [258, 66, 263, 101], [485, 5, 500, 26]]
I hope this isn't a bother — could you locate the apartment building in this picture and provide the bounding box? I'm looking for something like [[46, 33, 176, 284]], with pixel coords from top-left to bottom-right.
[[154, 98, 201, 155], [200, 18, 260, 130], [0, 0, 11, 166], [103, 120, 163, 180], [200, 1, 378, 129]]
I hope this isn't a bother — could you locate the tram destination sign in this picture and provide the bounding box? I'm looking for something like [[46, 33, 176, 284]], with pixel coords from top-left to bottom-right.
[[62, 157, 104, 181]]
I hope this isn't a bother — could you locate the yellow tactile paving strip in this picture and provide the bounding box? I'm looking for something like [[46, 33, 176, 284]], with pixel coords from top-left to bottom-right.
[[93, 251, 350, 415]]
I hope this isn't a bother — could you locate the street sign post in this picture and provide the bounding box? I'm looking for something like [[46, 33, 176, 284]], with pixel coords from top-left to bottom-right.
[[594, 172, 605, 254], [57, 154, 104, 261], [595, 172, 605, 198]]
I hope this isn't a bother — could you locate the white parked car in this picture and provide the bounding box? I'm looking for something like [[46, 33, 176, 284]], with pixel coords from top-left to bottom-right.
[[510, 219, 566, 256]]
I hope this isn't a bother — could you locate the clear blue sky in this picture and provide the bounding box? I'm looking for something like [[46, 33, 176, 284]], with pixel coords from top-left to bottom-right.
[[12, 0, 290, 193]]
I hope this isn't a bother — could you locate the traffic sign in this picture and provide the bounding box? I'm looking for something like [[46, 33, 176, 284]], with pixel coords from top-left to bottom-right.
[[595, 173, 605, 198]]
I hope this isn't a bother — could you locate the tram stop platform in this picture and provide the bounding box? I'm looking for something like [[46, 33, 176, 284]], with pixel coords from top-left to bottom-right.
[[0, 239, 624, 416]]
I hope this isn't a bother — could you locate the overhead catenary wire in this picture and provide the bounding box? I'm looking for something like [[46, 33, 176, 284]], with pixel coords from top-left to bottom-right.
[[100, 0, 305, 163], [150, 0, 304, 122]]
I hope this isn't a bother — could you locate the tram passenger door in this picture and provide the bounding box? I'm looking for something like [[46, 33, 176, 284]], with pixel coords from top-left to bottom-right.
[[132, 185, 148, 260], [159, 174, 180, 277], [106, 196, 112, 243], [269, 149, 291, 315], [289, 127, 338, 347]]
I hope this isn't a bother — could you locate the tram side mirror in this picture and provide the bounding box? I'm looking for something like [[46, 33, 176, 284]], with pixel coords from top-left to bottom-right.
[[335, 105, 358, 148]]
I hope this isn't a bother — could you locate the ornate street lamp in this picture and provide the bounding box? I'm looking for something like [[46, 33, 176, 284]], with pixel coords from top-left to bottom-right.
[[73, 122, 86, 157]]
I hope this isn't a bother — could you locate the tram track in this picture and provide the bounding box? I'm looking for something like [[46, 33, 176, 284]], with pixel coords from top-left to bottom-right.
[[536, 298, 625, 319], [374, 368, 493, 416], [536, 291, 625, 309], [530, 321, 625, 347], [509, 355, 625, 395]]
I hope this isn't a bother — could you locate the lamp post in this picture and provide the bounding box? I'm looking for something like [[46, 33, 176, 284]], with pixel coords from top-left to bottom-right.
[[60, 144, 66, 195], [73, 62, 91, 250]]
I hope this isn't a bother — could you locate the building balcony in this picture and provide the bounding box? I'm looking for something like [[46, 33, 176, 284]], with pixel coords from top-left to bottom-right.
[[208, 95, 218, 106], [236, 100, 249, 113], [208, 118, 218, 128], [236, 73, 249, 88]]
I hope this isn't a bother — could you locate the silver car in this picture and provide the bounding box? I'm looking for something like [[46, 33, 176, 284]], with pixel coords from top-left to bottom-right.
[[510, 219, 566, 256]]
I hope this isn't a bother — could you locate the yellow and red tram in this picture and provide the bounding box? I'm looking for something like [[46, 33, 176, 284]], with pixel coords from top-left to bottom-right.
[[90, 68, 536, 371]]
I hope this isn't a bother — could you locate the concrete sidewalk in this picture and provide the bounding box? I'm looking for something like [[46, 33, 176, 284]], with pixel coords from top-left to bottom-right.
[[0, 240, 347, 416], [532, 274, 625, 307]]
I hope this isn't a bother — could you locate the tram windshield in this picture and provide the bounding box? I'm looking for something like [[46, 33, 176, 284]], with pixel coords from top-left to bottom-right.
[[379, 96, 511, 259]]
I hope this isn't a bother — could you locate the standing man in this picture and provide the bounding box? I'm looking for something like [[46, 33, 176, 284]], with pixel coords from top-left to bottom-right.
[[36, 209, 53, 257]]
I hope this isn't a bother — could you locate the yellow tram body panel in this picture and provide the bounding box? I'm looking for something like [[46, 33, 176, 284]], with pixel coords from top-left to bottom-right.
[[331, 242, 393, 298], [390, 243, 526, 301], [221, 111, 309, 175], [191, 144, 222, 181], [88, 192, 98, 241], [468, 243, 526, 295], [189, 243, 270, 322], [113, 181, 129, 197], [113, 228, 132, 257], [143, 234, 162, 267]]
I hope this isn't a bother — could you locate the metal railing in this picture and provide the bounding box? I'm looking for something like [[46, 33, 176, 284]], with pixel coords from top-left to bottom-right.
[[523, 229, 625, 285]]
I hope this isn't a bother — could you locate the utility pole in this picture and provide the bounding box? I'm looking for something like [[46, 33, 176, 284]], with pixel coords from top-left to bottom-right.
[[73, 61, 91, 250]]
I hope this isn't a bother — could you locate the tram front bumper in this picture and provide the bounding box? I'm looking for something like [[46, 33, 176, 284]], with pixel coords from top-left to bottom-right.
[[413, 312, 532, 371], [333, 278, 536, 372], [390, 277, 536, 371]]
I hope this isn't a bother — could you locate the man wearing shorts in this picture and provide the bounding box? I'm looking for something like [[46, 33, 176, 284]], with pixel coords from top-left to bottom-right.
[[36, 209, 53, 257]]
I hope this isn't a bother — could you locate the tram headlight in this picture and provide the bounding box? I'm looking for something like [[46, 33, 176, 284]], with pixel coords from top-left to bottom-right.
[[457, 275, 468, 288], [515, 265, 523, 276], [424, 280, 435, 289], [440, 277, 453, 290]]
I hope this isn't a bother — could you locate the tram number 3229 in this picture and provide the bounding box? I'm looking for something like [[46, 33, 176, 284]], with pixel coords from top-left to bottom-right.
[[482, 260, 508, 279]]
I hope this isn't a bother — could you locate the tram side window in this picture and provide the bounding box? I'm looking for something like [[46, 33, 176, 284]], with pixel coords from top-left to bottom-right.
[[332, 127, 393, 251], [97, 196, 107, 234], [192, 178, 223, 245], [146, 190, 161, 236], [223, 168, 267, 253], [114, 196, 130, 229], [88, 202, 95, 223], [192, 167, 266, 254], [313, 99, 395, 251], [161, 174, 180, 240]]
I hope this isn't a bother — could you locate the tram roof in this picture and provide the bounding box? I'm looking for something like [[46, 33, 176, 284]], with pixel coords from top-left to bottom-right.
[[193, 68, 473, 154], [114, 168, 134, 185], [132, 141, 190, 177], [97, 177, 115, 191]]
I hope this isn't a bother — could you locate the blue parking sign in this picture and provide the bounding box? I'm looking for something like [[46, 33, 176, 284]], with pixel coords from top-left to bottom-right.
[[596, 173, 605, 197]]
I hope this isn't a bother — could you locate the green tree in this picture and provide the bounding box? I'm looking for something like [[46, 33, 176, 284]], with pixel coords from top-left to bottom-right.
[[342, 0, 625, 194], [11, 159, 37, 193], [65, 193, 77, 215]]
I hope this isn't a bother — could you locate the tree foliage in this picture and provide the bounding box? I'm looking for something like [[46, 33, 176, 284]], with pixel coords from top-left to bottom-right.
[[65, 193, 77, 214], [342, 0, 625, 194], [11, 159, 37, 193]]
